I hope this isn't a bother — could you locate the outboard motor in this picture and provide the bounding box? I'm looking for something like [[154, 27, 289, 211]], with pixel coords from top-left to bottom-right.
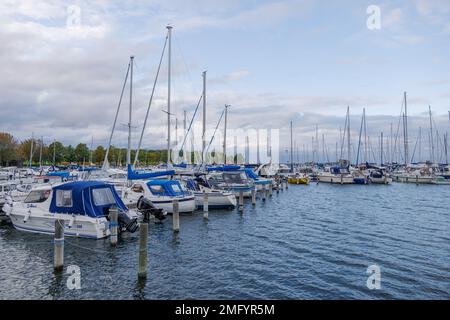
[[118, 210, 139, 233], [137, 198, 166, 222]]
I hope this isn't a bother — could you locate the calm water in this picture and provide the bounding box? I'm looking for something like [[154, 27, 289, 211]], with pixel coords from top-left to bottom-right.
[[1, 183, 449, 300]]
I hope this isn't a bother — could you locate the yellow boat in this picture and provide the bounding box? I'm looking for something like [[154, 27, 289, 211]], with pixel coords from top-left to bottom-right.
[[288, 176, 310, 185]]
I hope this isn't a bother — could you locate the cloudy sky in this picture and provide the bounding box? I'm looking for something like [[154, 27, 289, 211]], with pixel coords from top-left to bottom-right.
[[0, 0, 449, 162]]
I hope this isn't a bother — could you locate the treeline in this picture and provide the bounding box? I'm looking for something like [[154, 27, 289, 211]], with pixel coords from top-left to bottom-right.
[[0, 132, 167, 167]]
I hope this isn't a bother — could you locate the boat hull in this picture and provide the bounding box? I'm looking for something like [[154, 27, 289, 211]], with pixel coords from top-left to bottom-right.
[[194, 192, 236, 209], [7, 208, 110, 239], [317, 175, 354, 184]]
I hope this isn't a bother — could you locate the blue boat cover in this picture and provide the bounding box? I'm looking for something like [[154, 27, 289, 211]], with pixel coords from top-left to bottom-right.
[[49, 181, 128, 217], [146, 180, 189, 197], [127, 164, 175, 180], [46, 172, 71, 179], [241, 168, 259, 180], [207, 165, 241, 172]]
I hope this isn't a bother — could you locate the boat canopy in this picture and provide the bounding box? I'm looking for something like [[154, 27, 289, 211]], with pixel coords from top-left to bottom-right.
[[46, 172, 70, 179], [146, 180, 189, 197], [241, 168, 259, 180], [207, 165, 241, 172], [127, 164, 175, 180], [49, 181, 128, 217]]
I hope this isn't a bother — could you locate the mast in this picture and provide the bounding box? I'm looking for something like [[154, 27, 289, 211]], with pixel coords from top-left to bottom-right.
[[429, 105, 434, 164], [127, 56, 134, 166], [356, 109, 364, 165], [223, 105, 229, 164], [89, 136, 93, 165], [347, 107, 351, 163], [404, 92, 409, 165], [53, 139, 56, 166], [445, 132, 448, 165], [380, 132, 384, 165], [29, 133, 34, 168], [418, 127, 422, 163], [315, 124, 319, 163], [202, 70, 207, 163], [39, 136, 43, 169], [290, 121, 294, 172], [167, 25, 173, 165]]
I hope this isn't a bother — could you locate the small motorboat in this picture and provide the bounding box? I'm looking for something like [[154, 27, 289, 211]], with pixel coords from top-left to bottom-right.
[[3, 181, 139, 239], [123, 180, 196, 214], [288, 174, 310, 185], [183, 175, 236, 210]]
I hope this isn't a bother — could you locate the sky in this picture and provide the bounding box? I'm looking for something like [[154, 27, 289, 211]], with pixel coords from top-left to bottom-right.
[[0, 0, 449, 162]]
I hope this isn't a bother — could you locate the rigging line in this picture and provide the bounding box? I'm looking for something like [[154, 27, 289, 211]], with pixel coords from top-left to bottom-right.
[[204, 108, 226, 156], [103, 61, 131, 168], [133, 33, 169, 166], [178, 94, 203, 153]]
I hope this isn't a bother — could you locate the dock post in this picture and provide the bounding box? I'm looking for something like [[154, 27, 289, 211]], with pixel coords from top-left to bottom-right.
[[285, 179, 288, 190], [54, 219, 65, 272], [203, 191, 209, 219], [251, 187, 256, 206], [269, 183, 273, 197], [262, 185, 266, 201], [173, 199, 180, 232], [138, 223, 148, 279], [109, 207, 118, 247], [239, 191, 244, 212]]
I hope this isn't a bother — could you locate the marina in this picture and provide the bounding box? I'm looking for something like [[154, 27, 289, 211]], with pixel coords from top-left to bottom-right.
[[0, 0, 450, 305]]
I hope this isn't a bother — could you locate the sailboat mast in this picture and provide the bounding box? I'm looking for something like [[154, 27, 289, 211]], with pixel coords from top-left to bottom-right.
[[290, 121, 294, 172], [29, 133, 34, 168], [347, 107, 351, 163], [39, 136, 43, 169], [167, 25, 173, 165], [202, 71, 207, 163], [380, 132, 384, 165], [53, 139, 56, 166], [404, 92, 409, 165], [127, 56, 134, 166], [429, 106, 434, 164], [223, 104, 229, 164]]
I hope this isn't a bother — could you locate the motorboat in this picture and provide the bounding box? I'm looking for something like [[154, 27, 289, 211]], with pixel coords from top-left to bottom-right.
[[317, 166, 354, 184], [206, 166, 254, 197], [122, 180, 196, 214], [2, 181, 139, 239], [182, 175, 236, 210]]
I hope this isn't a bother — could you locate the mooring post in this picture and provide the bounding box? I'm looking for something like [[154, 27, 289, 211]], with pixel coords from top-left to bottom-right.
[[109, 207, 118, 247], [173, 199, 180, 232], [239, 191, 244, 212], [251, 187, 256, 206], [54, 219, 65, 272], [138, 223, 148, 279], [262, 185, 266, 201], [203, 191, 209, 219], [285, 178, 288, 190], [268, 183, 273, 197]]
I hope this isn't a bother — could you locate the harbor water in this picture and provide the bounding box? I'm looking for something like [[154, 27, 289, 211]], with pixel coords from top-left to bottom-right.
[[0, 183, 449, 300]]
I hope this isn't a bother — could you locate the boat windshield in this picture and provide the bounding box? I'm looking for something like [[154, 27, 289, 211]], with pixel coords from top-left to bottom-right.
[[92, 188, 116, 206], [24, 189, 51, 203], [223, 172, 247, 184]]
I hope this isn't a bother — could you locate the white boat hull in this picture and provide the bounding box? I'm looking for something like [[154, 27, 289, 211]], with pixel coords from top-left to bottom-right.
[[7, 206, 110, 239], [318, 174, 354, 184], [194, 192, 237, 209]]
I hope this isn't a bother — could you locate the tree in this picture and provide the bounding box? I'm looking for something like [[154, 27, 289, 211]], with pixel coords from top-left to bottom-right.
[[93, 146, 106, 164], [48, 141, 65, 164], [0, 132, 18, 166], [74, 143, 90, 164], [65, 145, 76, 163]]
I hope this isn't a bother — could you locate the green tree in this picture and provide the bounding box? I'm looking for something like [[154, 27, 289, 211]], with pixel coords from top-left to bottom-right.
[[65, 145, 76, 163], [74, 143, 90, 163], [93, 146, 106, 164], [0, 132, 18, 165], [48, 141, 65, 164]]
